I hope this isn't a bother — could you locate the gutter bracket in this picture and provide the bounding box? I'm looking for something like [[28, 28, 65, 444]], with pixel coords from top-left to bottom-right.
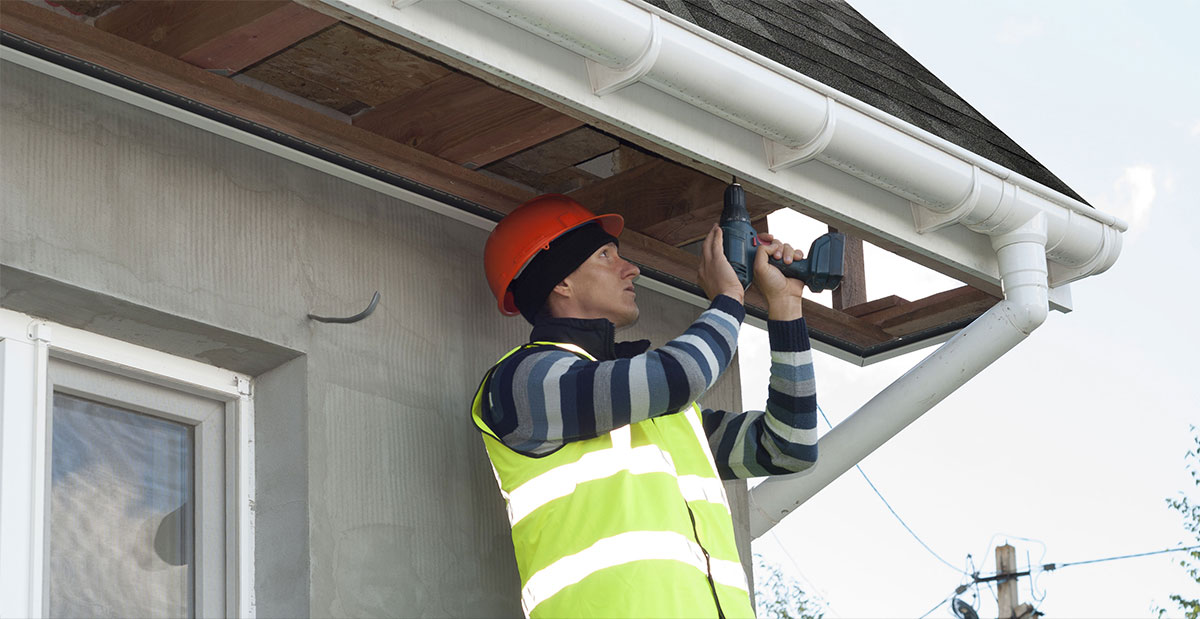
[[586, 13, 662, 96], [912, 165, 981, 234], [765, 96, 837, 171]]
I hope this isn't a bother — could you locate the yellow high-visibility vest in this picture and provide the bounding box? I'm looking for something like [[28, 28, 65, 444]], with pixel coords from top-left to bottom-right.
[[472, 342, 754, 618]]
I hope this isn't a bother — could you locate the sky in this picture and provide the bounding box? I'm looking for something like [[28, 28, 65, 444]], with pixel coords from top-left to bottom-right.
[[737, 1, 1200, 617]]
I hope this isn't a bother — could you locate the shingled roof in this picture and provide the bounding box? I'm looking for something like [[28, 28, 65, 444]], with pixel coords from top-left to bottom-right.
[[642, 0, 1088, 205]]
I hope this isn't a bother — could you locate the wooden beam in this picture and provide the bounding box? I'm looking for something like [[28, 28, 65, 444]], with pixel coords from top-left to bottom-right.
[[353, 71, 583, 168], [0, 2, 894, 351], [843, 295, 907, 318], [178, 3, 337, 72], [568, 158, 777, 246], [829, 226, 866, 310], [865, 286, 999, 337]]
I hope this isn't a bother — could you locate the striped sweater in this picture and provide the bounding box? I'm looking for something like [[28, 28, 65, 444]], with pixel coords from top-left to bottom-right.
[[479, 295, 818, 479]]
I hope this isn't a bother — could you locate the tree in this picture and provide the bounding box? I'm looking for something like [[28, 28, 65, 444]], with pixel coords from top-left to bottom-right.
[[1158, 426, 1200, 619], [754, 553, 826, 619]]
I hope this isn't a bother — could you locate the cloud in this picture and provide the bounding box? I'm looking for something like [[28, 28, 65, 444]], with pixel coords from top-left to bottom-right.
[[996, 17, 1045, 44], [1191, 120, 1200, 137], [1111, 164, 1156, 228]]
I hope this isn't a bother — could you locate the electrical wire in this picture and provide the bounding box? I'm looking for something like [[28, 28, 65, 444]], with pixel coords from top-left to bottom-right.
[[766, 529, 840, 617], [917, 583, 971, 619], [817, 405, 969, 577], [963, 555, 982, 616], [916, 592, 951, 619], [1049, 544, 1200, 569]]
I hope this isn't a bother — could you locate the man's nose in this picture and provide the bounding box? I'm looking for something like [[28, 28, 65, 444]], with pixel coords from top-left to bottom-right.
[[622, 259, 640, 279]]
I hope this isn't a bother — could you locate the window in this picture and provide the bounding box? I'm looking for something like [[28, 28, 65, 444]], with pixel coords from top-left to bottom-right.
[[0, 309, 253, 618]]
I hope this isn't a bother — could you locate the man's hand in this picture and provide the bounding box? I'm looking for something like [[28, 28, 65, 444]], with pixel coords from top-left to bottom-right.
[[754, 232, 805, 320], [698, 224, 745, 304]]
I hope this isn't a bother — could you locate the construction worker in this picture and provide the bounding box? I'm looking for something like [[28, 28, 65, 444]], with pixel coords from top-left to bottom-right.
[[474, 194, 818, 618]]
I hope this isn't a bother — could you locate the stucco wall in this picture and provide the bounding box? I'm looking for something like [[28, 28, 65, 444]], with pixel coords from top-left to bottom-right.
[[1, 60, 750, 617]]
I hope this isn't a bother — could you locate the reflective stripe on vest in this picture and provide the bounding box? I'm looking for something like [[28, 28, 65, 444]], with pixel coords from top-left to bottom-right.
[[504, 425, 731, 525], [473, 341, 753, 618], [520, 530, 748, 616]]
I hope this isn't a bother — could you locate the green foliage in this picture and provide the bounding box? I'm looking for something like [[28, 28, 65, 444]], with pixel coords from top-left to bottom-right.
[[753, 554, 826, 619], [1157, 426, 1200, 619]]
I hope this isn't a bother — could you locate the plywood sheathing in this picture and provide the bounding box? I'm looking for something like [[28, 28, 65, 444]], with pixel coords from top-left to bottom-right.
[[242, 24, 452, 114]]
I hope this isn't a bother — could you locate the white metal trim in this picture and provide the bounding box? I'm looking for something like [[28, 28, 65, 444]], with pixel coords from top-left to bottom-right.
[[29, 322, 50, 617], [0, 337, 42, 619]]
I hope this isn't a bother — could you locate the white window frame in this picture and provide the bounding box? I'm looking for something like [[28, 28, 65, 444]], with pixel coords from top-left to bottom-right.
[[0, 308, 254, 619]]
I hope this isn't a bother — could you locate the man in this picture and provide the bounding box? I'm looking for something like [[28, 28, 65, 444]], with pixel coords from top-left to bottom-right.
[[473, 194, 818, 618]]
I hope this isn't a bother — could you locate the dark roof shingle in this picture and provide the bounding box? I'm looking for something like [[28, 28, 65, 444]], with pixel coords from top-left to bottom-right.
[[644, 0, 1087, 204]]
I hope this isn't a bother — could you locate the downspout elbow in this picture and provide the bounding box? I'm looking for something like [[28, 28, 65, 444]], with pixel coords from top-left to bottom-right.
[[992, 212, 1050, 334]]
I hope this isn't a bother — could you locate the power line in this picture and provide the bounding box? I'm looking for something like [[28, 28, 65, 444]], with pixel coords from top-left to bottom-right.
[[1050, 544, 1200, 570], [971, 544, 1200, 582], [817, 405, 968, 577], [918, 584, 971, 619], [766, 529, 840, 617], [917, 593, 951, 619]]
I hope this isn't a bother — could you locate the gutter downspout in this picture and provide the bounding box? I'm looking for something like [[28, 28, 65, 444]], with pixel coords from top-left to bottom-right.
[[749, 213, 1050, 537]]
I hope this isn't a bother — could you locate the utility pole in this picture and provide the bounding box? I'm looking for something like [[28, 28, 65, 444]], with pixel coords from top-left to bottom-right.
[[995, 544, 1035, 619]]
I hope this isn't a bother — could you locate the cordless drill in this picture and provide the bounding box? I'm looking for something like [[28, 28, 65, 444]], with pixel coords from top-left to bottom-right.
[[719, 182, 845, 293]]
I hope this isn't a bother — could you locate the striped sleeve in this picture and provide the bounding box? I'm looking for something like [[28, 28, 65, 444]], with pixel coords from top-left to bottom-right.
[[481, 295, 745, 456], [703, 317, 817, 480]]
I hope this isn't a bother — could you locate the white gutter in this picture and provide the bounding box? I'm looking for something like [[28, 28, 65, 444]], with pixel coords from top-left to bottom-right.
[[420, 0, 1123, 289]]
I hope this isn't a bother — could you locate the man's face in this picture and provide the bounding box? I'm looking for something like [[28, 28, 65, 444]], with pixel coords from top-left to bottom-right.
[[561, 242, 641, 327]]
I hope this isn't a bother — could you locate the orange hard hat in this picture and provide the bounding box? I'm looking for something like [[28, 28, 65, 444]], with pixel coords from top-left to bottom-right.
[[484, 194, 623, 316]]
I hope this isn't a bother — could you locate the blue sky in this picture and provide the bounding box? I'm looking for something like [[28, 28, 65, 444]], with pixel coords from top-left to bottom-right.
[[739, 1, 1200, 616]]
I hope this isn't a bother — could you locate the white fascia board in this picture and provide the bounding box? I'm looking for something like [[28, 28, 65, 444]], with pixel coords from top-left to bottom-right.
[[313, 0, 1104, 314]]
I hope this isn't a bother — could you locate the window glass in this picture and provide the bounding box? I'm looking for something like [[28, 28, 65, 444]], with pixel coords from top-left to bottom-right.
[[48, 393, 194, 619]]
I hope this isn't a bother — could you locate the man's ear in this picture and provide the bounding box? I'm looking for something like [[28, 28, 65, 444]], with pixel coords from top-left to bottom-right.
[[550, 278, 572, 300]]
